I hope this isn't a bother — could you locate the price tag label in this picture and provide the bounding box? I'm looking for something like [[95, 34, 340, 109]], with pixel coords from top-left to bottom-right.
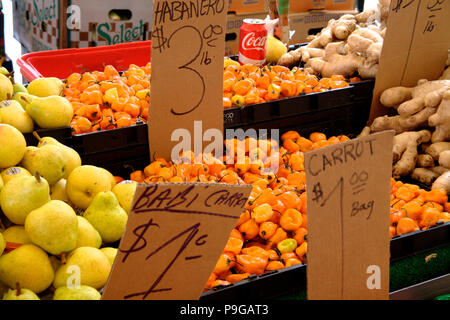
[[305, 131, 394, 300], [102, 183, 252, 300], [369, 0, 450, 122], [148, 0, 228, 160]]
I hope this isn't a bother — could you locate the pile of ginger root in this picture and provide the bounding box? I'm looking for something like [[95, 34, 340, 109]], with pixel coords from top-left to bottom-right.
[[277, 0, 390, 79], [359, 63, 450, 193]]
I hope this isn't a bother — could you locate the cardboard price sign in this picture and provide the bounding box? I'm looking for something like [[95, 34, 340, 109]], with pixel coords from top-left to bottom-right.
[[305, 131, 394, 300], [369, 0, 450, 122], [148, 0, 228, 160], [102, 183, 251, 300]]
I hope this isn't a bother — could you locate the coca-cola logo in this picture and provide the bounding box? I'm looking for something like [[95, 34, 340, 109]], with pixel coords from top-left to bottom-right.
[[242, 32, 267, 51]]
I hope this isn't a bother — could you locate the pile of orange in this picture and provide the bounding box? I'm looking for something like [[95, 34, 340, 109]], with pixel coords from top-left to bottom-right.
[[63, 63, 151, 135], [223, 57, 355, 109], [126, 130, 449, 291], [63, 60, 360, 134], [389, 180, 449, 238]]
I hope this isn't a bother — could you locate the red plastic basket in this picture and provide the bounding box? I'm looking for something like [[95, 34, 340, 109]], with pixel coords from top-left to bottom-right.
[[17, 41, 152, 82]]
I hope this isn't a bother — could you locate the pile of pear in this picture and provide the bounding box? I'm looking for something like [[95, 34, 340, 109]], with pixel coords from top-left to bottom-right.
[[0, 123, 138, 300], [0, 70, 73, 133]]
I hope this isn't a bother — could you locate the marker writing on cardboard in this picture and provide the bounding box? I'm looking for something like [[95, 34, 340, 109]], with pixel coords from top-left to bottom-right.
[[152, 2, 224, 116], [153, 0, 225, 25], [132, 184, 247, 216], [118, 184, 249, 300], [307, 139, 375, 177], [120, 221, 207, 299]]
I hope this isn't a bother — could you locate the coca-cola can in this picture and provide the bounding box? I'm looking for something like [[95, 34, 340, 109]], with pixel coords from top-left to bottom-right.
[[238, 18, 267, 65]]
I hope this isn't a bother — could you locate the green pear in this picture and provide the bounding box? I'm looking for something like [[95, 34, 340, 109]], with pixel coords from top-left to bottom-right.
[[53, 247, 111, 289], [26, 96, 73, 129], [26, 77, 64, 97], [34, 133, 82, 179], [3, 287, 40, 300], [12, 92, 36, 109], [0, 124, 27, 169], [50, 178, 70, 202], [13, 83, 28, 94], [76, 216, 102, 249], [0, 100, 34, 133], [112, 180, 137, 214], [0, 74, 13, 101], [67, 165, 116, 209], [0, 173, 50, 225], [0, 244, 54, 293], [25, 200, 78, 255], [0, 233, 5, 256], [2, 226, 31, 245], [1, 166, 32, 184], [84, 192, 128, 243], [21, 144, 68, 185], [100, 247, 118, 266], [53, 285, 101, 300]]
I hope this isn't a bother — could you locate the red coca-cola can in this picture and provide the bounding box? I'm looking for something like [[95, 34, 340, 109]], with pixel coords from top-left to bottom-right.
[[238, 18, 267, 65]]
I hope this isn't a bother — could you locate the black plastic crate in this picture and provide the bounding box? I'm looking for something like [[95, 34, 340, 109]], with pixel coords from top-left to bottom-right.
[[70, 123, 148, 156], [199, 222, 450, 300], [23, 126, 73, 147]]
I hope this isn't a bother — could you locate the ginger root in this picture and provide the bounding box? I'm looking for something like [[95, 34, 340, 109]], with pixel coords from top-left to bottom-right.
[[431, 171, 450, 193], [277, 5, 386, 78], [392, 130, 431, 178], [428, 90, 450, 142], [438, 150, 450, 169], [417, 154, 434, 167], [411, 168, 440, 186]]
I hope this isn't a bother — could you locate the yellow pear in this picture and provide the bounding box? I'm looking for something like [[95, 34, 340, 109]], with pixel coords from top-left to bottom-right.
[[26, 96, 73, 129], [83, 191, 128, 243], [112, 180, 137, 214], [26, 77, 64, 97], [2, 226, 31, 245], [13, 83, 28, 94], [266, 34, 288, 64], [0, 244, 54, 293], [12, 92, 36, 109], [66, 165, 116, 209], [76, 216, 102, 249], [1, 166, 32, 184], [100, 247, 118, 266], [50, 179, 70, 202], [0, 74, 13, 101], [53, 247, 111, 289], [0, 124, 26, 169], [34, 133, 82, 179], [0, 100, 34, 133], [0, 174, 3, 193], [21, 144, 68, 186], [3, 287, 40, 300], [53, 285, 101, 300], [25, 200, 78, 255], [0, 173, 50, 225]]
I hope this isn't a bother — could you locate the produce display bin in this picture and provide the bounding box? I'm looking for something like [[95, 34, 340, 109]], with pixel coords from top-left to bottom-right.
[[17, 41, 152, 82], [199, 222, 450, 300], [16, 41, 375, 156]]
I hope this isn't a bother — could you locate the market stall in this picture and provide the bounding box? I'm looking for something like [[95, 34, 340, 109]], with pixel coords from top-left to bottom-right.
[[0, 0, 449, 301]]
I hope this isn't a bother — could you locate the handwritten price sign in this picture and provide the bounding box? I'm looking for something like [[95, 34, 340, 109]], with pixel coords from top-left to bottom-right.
[[148, 0, 228, 159], [102, 183, 251, 300], [305, 131, 394, 300]]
